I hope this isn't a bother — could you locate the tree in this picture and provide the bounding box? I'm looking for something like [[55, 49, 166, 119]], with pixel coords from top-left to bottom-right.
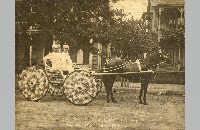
[[107, 9, 159, 59], [160, 27, 185, 48], [16, 0, 159, 59], [16, 0, 112, 52]]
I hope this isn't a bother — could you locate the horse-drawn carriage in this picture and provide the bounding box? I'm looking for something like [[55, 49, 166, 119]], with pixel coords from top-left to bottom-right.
[[18, 44, 169, 105], [18, 43, 102, 105], [18, 65, 102, 105]]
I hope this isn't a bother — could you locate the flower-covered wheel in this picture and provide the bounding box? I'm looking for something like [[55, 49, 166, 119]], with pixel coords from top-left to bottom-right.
[[63, 70, 101, 105], [18, 66, 49, 101]]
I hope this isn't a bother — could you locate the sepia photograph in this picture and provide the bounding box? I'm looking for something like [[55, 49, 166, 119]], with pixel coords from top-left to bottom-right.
[[15, 0, 185, 129]]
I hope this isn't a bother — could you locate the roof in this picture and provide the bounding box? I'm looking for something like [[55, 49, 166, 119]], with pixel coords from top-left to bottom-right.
[[150, 0, 185, 6]]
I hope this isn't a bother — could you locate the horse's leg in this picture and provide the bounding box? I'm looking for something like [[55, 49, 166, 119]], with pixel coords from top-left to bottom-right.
[[143, 76, 149, 105], [110, 84, 117, 103], [110, 94, 117, 103], [103, 75, 117, 103], [143, 82, 149, 105], [105, 82, 116, 103], [139, 80, 144, 104], [103, 75, 114, 103], [102, 75, 109, 103], [108, 76, 117, 103], [103, 76, 110, 103], [106, 89, 110, 103], [105, 83, 111, 103], [139, 74, 148, 104]]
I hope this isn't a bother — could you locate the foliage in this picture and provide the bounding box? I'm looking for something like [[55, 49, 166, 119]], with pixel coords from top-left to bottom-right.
[[16, 0, 159, 58], [160, 27, 185, 48], [16, 0, 112, 51], [108, 9, 159, 58]]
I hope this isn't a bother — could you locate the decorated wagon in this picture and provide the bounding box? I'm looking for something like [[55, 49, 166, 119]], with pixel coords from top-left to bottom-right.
[[18, 43, 101, 105], [18, 42, 167, 105]]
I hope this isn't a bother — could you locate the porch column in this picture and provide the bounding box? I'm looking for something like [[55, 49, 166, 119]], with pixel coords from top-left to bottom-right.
[[178, 48, 181, 71], [174, 50, 176, 67], [29, 45, 32, 66], [89, 52, 93, 68], [97, 43, 102, 69], [158, 7, 164, 42], [29, 34, 33, 66], [42, 47, 45, 65], [178, 48, 181, 62], [106, 43, 111, 59], [178, 8, 184, 25], [177, 8, 184, 71], [77, 49, 83, 64]]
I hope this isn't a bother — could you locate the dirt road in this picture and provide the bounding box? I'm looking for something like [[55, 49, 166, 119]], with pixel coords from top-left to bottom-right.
[[16, 83, 185, 130]]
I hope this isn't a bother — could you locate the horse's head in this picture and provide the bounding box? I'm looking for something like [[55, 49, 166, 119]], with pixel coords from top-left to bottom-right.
[[158, 49, 171, 65], [144, 48, 170, 69]]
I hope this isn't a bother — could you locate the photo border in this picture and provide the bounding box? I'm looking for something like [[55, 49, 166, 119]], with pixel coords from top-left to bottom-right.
[[185, 0, 200, 130], [0, 0, 15, 129], [0, 0, 199, 129]]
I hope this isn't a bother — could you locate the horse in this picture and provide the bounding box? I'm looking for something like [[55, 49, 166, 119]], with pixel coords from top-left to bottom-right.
[[102, 49, 169, 105]]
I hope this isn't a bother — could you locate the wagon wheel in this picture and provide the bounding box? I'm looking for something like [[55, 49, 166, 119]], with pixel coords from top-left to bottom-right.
[[18, 66, 49, 101], [63, 70, 101, 105]]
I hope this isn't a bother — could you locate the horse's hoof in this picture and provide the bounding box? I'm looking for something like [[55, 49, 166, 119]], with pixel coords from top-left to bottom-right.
[[144, 102, 149, 105], [139, 100, 143, 104]]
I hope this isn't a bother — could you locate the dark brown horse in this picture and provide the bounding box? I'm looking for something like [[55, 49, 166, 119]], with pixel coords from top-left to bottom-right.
[[102, 49, 169, 105]]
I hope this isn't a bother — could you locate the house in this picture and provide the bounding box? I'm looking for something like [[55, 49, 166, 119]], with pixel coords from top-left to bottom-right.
[[142, 0, 185, 70]]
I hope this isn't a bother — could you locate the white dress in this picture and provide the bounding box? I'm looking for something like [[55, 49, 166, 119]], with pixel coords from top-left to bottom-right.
[[43, 52, 74, 73], [60, 52, 74, 73]]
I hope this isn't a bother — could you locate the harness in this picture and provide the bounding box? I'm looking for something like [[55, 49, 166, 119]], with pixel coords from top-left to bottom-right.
[[103, 58, 140, 73]]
